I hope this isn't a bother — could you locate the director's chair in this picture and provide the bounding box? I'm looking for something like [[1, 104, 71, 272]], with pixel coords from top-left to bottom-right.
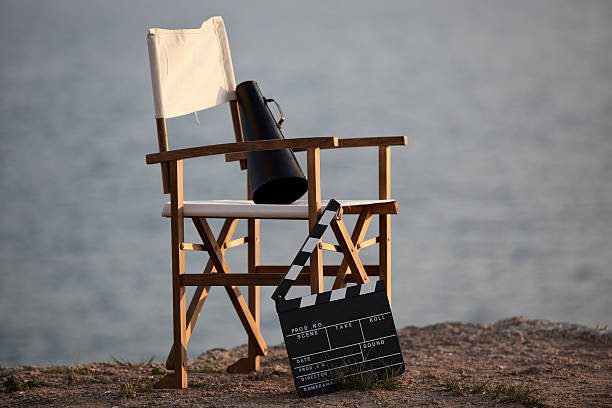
[[145, 17, 407, 388]]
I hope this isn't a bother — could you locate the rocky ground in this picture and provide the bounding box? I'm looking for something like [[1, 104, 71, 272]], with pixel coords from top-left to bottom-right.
[[1, 317, 610, 407]]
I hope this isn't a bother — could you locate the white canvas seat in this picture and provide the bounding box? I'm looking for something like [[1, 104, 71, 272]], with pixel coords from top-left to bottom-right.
[[161, 199, 397, 219]]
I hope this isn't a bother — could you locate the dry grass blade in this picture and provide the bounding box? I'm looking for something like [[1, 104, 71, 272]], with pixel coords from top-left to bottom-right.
[[443, 377, 548, 407], [330, 360, 403, 392], [110, 354, 155, 368], [119, 380, 137, 398]]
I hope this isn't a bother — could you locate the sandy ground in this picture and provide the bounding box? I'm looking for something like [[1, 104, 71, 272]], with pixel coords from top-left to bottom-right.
[[1, 317, 610, 407]]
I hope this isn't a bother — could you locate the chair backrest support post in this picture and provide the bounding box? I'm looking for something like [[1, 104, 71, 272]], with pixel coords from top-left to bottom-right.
[[229, 99, 248, 171], [378, 146, 392, 304], [156, 118, 170, 194], [307, 147, 323, 294]]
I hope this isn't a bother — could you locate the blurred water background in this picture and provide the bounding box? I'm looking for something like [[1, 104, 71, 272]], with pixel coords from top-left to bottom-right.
[[0, 0, 611, 366]]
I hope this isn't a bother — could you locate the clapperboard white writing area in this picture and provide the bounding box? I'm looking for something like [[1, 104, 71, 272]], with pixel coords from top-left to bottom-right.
[[272, 200, 405, 397]]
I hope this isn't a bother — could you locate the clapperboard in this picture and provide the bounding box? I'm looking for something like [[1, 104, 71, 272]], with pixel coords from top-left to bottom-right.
[[272, 200, 405, 398]]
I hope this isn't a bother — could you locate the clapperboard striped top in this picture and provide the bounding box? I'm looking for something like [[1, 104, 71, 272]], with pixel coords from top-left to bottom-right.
[[272, 199, 405, 397], [271, 199, 342, 304], [275, 279, 386, 313]]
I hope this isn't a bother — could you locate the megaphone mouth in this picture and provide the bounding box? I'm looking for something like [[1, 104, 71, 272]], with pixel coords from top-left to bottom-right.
[[252, 177, 308, 204]]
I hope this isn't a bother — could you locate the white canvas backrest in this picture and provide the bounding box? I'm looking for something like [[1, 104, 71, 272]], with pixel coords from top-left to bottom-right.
[[147, 16, 236, 119]]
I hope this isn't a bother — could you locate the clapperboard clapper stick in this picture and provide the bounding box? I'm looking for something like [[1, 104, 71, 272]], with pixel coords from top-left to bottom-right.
[[272, 199, 405, 397]]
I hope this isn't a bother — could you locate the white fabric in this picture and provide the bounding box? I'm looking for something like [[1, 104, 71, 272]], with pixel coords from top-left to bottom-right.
[[161, 199, 395, 219], [147, 16, 236, 119]]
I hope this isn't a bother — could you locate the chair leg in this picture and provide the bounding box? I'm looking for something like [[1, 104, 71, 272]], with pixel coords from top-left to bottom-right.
[[247, 218, 261, 371], [155, 160, 187, 389], [379, 146, 392, 304], [379, 213, 391, 303], [165, 218, 239, 371]]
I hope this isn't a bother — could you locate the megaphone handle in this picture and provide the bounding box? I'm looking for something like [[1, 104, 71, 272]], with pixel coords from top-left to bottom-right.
[[265, 98, 285, 129]]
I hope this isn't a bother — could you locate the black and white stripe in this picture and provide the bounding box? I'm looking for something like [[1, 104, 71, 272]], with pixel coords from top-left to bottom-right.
[[296, 280, 381, 309], [275, 280, 386, 313], [271, 199, 341, 302]]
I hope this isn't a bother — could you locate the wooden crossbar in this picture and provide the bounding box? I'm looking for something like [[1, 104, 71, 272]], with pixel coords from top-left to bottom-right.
[[179, 237, 246, 251], [357, 236, 379, 250], [340, 201, 398, 215], [223, 236, 248, 249], [319, 242, 342, 252], [180, 242, 207, 251], [169, 160, 187, 388], [307, 147, 323, 294], [181, 273, 301, 286], [180, 271, 377, 286], [192, 217, 267, 356], [379, 146, 392, 303], [254, 264, 381, 275]]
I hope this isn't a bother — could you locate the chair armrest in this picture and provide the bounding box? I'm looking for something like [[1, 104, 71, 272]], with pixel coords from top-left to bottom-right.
[[224, 135, 407, 163], [145, 137, 338, 165], [336, 136, 407, 148]]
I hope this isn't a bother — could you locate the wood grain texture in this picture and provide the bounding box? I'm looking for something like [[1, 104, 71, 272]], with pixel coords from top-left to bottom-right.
[[229, 100, 244, 143], [338, 200, 398, 215], [224, 135, 408, 163], [223, 236, 248, 249], [156, 118, 170, 194], [169, 160, 187, 388], [319, 242, 342, 252], [179, 242, 207, 251], [153, 372, 179, 389], [336, 136, 407, 148], [247, 218, 260, 371], [379, 146, 392, 304], [179, 273, 292, 286], [307, 147, 323, 294], [173, 200, 397, 218], [254, 264, 381, 276], [146, 137, 338, 164], [356, 236, 379, 250], [228, 99, 247, 170], [180, 268, 384, 286]]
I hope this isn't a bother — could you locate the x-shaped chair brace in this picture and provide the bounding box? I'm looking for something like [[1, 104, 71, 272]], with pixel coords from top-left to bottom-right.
[[164, 207, 375, 373], [165, 217, 265, 371]]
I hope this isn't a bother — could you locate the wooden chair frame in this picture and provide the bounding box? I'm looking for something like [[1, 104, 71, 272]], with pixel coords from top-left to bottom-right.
[[146, 100, 407, 388]]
